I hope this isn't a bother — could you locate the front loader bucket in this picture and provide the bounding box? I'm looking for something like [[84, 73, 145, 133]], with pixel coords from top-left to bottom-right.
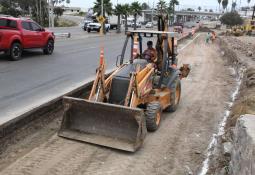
[[58, 96, 147, 152]]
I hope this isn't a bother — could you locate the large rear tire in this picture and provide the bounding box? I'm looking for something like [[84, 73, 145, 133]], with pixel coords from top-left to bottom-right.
[[145, 102, 162, 132], [165, 78, 181, 112], [9, 42, 22, 61]]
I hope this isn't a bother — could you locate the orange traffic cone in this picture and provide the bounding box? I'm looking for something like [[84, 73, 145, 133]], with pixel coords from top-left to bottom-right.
[[132, 39, 139, 59], [99, 48, 104, 65]]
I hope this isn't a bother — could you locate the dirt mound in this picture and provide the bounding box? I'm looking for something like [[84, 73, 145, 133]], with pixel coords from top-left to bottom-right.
[[229, 67, 255, 127]]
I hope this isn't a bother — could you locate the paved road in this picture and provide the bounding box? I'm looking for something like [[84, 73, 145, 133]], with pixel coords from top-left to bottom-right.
[[0, 32, 126, 124]]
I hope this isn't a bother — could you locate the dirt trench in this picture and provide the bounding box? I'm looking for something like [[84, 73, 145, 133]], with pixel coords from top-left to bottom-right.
[[0, 34, 236, 175]]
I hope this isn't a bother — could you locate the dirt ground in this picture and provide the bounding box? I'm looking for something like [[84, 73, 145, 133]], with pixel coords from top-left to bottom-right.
[[222, 36, 255, 128], [0, 34, 237, 175]]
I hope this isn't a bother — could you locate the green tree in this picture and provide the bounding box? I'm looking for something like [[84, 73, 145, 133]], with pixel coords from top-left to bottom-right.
[[0, 0, 22, 17], [66, 0, 70, 6], [157, 0, 168, 14], [198, 6, 202, 11], [222, 0, 228, 12], [220, 11, 243, 26], [218, 0, 222, 12], [232, 2, 237, 11], [246, 0, 251, 16], [169, 0, 179, 24], [93, 0, 113, 16], [114, 4, 124, 33], [93, 0, 113, 34], [187, 8, 194, 11], [54, 7, 64, 18], [0, 0, 49, 26], [248, 0, 251, 7], [122, 3, 130, 32], [130, 1, 142, 30], [142, 2, 150, 10]]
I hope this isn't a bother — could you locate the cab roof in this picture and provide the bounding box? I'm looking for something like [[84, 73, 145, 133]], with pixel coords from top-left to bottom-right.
[[0, 16, 33, 22]]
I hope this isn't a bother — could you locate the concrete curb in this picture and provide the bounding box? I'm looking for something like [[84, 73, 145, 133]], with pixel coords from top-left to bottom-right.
[[0, 79, 94, 138]]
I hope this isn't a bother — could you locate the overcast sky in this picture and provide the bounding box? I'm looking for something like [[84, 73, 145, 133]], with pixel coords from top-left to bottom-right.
[[69, 0, 255, 11]]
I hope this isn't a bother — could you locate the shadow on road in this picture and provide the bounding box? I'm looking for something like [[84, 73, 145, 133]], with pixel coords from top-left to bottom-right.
[[0, 50, 50, 62]]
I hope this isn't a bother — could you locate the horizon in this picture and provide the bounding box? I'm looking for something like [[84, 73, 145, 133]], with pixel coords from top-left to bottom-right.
[[68, 0, 255, 10]]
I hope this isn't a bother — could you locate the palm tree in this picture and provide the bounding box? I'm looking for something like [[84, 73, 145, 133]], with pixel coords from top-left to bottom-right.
[[93, 0, 113, 34], [248, 0, 251, 7], [246, 0, 251, 16], [130, 1, 142, 30], [114, 4, 123, 33], [157, 0, 168, 14], [252, 5, 255, 19], [93, 0, 113, 16], [232, 2, 237, 11], [198, 6, 202, 12], [169, 0, 179, 24], [222, 0, 228, 12], [122, 4, 130, 33], [218, 0, 222, 12], [142, 2, 150, 10]]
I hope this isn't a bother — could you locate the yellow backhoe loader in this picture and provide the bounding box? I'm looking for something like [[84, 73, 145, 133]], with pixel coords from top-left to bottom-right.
[[58, 15, 190, 152]]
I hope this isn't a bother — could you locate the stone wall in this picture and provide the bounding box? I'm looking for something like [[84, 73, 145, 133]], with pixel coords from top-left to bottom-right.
[[230, 114, 255, 175]]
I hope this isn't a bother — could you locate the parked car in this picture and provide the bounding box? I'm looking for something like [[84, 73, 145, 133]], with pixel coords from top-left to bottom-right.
[[173, 26, 183, 33], [82, 20, 92, 31], [173, 22, 184, 29], [184, 22, 196, 28], [131, 22, 141, 28], [0, 17, 55, 61], [145, 22, 153, 28], [87, 22, 111, 33]]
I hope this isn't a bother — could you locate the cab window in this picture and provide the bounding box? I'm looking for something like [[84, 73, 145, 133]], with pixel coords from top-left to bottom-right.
[[21, 21, 32, 30], [0, 19, 17, 28], [30, 22, 42, 31]]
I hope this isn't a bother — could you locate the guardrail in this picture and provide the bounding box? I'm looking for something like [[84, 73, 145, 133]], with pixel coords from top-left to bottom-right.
[[54, 32, 71, 38]]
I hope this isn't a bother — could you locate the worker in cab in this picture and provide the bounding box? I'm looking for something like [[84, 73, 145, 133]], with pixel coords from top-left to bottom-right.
[[142, 41, 157, 63]]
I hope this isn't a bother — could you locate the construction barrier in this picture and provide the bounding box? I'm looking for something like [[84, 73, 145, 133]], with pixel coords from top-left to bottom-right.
[[54, 32, 71, 38]]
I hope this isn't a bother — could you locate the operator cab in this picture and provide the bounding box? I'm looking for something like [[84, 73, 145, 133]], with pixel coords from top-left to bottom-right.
[[118, 30, 179, 71]]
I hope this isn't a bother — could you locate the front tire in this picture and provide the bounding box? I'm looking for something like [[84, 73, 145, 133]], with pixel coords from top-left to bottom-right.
[[145, 102, 162, 132], [165, 78, 181, 112], [9, 42, 22, 61], [43, 39, 54, 55]]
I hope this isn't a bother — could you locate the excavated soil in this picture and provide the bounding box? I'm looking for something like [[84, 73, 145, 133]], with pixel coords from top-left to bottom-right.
[[0, 34, 237, 175], [222, 36, 255, 128]]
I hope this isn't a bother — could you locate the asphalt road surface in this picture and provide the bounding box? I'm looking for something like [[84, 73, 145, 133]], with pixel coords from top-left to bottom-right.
[[0, 31, 126, 124]]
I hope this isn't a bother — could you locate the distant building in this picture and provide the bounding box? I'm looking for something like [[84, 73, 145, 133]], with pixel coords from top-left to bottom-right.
[[62, 7, 81, 14], [238, 6, 255, 18]]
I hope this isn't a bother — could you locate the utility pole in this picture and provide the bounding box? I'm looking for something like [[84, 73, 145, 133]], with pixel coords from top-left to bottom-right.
[[100, 0, 104, 35], [252, 4, 255, 19], [101, 0, 103, 16], [151, 0, 154, 22], [49, 0, 54, 28]]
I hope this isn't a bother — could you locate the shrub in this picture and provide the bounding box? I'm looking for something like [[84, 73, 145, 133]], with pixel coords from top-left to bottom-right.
[[220, 12, 243, 27]]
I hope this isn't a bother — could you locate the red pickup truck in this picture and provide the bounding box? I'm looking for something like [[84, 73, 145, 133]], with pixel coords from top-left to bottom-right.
[[0, 17, 55, 61]]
